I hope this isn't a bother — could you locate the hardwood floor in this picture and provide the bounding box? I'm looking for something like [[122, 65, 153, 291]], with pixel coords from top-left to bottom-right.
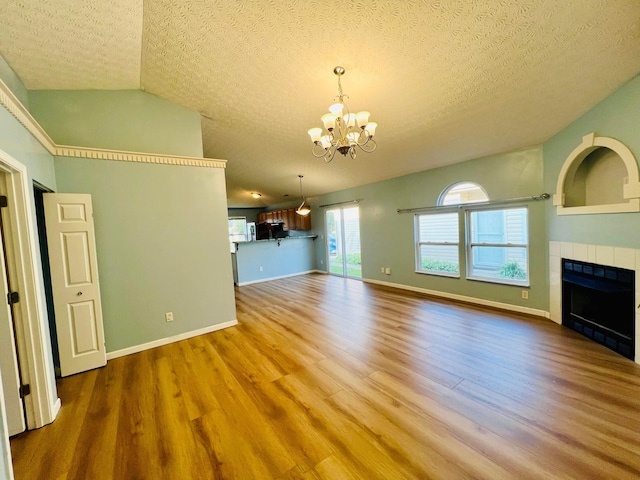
[[10, 273, 640, 479]]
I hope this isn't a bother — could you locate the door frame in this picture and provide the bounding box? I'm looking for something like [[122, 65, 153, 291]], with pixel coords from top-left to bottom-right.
[[325, 205, 362, 279], [0, 148, 59, 431]]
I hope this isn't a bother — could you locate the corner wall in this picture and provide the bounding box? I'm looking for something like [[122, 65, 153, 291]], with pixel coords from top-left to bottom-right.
[[544, 75, 640, 247], [54, 157, 236, 352], [311, 146, 548, 312]]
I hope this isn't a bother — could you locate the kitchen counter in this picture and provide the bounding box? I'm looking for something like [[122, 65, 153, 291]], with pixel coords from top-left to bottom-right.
[[231, 235, 317, 285]]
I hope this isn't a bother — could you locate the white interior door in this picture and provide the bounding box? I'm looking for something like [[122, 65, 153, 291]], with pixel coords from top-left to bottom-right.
[[43, 193, 106, 377], [0, 229, 25, 435]]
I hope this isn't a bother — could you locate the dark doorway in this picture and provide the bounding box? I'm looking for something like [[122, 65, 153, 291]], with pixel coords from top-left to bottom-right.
[[33, 182, 60, 375]]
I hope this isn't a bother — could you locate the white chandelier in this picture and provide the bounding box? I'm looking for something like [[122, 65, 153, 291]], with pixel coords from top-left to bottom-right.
[[307, 66, 377, 162]]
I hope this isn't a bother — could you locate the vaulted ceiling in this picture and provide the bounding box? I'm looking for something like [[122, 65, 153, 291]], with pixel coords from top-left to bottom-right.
[[1, 1, 639, 207]]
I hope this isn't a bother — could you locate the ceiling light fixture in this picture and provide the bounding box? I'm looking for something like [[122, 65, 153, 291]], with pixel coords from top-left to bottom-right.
[[308, 66, 377, 163], [296, 175, 311, 216], [250, 192, 262, 198]]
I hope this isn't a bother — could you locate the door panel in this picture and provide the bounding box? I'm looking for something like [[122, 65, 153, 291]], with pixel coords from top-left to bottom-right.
[[44, 193, 106, 377]]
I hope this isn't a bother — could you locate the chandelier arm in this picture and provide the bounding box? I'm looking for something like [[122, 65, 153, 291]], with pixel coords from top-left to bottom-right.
[[325, 147, 337, 163], [356, 139, 377, 153], [311, 143, 329, 157]]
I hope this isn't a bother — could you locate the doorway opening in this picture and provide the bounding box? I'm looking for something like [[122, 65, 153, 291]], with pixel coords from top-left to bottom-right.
[[325, 206, 361, 279], [33, 183, 59, 375]]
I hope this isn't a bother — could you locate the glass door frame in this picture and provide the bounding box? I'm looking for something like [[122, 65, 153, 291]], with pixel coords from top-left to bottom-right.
[[325, 205, 361, 279]]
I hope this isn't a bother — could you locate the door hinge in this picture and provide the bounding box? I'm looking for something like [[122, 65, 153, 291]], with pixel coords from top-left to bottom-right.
[[0, 196, 7, 208], [19, 384, 30, 398], [7, 291, 19, 305]]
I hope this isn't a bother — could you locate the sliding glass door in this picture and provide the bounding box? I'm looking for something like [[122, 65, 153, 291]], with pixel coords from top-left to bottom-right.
[[326, 206, 361, 279]]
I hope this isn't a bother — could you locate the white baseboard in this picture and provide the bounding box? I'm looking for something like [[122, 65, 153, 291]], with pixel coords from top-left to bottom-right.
[[106, 320, 238, 360], [237, 270, 316, 286], [362, 278, 549, 318]]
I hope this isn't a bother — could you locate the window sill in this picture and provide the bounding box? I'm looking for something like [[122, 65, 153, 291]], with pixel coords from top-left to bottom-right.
[[415, 270, 460, 279], [467, 275, 529, 287]]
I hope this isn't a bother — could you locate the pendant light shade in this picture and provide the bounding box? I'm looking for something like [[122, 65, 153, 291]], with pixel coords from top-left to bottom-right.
[[296, 175, 311, 216]]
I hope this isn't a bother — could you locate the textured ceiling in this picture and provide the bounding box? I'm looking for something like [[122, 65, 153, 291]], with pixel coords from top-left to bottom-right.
[[1, 1, 639, 207]]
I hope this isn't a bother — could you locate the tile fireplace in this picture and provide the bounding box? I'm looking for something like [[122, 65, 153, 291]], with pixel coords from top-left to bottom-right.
[[549, 241, 640, 364]]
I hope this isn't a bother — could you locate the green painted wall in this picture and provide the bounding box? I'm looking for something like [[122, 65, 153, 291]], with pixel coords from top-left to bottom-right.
[[544, 75, 640, 247], [28, 90, 204, 157], [311, 146, 548, 311], [54, 157, 236, 352]]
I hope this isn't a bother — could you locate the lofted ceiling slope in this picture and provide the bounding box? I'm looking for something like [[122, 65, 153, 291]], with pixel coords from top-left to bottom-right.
[[1, 1, 639, 207]]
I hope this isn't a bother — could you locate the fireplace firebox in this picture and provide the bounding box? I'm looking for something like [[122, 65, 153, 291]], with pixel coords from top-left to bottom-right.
[[562, 259, 635, 360]]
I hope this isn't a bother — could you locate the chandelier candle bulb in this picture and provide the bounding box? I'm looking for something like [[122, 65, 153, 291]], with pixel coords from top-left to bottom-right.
[[308, 66, 378, 162]]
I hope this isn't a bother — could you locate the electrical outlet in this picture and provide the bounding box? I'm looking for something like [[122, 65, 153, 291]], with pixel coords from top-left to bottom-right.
[[320, 259, 324, 264], [385, 267, 391, 275], [521, 290, 529, 299], [165, 312, 174, 322], [381, 267, 385, 273], [259, 266, 263, 272]]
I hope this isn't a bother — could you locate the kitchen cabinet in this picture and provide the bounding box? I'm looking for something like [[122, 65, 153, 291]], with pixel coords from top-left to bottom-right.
[[257, 208, 311, 230]]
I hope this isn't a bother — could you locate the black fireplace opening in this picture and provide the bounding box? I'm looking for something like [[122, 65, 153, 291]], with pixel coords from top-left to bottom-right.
[[562, 259, 635, 360]]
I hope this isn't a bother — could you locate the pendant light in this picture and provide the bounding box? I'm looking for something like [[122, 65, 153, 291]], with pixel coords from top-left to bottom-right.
[[296, 175, 311, 216]]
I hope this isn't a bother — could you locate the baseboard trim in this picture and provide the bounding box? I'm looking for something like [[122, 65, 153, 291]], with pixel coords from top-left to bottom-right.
[[106, 320, 238, 360], [362, 278, 549, 318], [51, 398, 62, 422], [237, 270, 316, 286]]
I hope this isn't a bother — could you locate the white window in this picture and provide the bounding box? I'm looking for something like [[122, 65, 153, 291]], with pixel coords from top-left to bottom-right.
[[415, 182, 488, 277], [228, 217, 247, 252], [415, 212, 460, 276], [467, 207, 529, 285], [414, 182, 529, 286], [439, 182, 488, 206]]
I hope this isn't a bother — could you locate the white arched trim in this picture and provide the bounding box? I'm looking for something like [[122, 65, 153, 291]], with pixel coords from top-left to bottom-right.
[[553, 132, 640, 215]]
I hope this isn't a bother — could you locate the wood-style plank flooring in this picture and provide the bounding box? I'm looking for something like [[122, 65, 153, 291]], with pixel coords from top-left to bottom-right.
[[10, 274, 640, 479]]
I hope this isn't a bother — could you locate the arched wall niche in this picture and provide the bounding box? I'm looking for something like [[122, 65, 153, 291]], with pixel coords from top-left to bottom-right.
[[553, 132, 640, 215]]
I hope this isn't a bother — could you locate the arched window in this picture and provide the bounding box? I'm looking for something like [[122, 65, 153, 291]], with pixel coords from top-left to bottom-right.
[[438, 182, 488, 206], [416, 181, 529, 285]]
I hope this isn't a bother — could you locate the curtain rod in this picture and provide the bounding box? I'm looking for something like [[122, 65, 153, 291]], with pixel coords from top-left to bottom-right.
[[397, 193, 551, 214], [318, 198, 362, 208]]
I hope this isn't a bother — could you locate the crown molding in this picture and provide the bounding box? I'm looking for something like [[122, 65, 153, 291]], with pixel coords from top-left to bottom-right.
[[55, 145, 226, 168], [0, 79, 57, 154], [0, 79, 226, 169]]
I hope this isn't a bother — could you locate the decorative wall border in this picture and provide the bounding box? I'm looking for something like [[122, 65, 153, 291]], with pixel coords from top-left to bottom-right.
[[0, 79, 56, 154], [55, 145, 226, 168], [0, 79, 226, 169]]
